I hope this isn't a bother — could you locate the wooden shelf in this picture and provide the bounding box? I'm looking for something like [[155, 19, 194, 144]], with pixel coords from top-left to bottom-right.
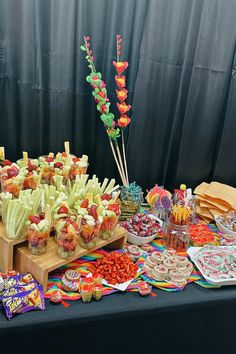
[[15, 225, 127, 291], [0, 222, 27, 273]]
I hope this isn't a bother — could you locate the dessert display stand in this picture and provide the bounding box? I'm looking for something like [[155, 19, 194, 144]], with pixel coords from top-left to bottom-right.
[[0, 222, 27, 273], [15, 225, 127, 291]]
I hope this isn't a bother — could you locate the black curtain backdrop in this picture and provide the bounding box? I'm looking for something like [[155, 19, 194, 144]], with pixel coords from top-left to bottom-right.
[[0, 0, 236, 191]]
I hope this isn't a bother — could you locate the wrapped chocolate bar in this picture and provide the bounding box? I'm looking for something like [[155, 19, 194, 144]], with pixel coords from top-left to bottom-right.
[[1, 284, 45, 320]]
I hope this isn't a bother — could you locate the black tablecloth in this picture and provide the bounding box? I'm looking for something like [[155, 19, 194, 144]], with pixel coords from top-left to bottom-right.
[[1, 283, 236, 354]]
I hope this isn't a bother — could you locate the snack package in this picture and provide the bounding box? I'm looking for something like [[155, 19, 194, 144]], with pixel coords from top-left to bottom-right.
[[2, 280, 39, 297], [1, 284, 45, 320], [0, 273, 45, 320]]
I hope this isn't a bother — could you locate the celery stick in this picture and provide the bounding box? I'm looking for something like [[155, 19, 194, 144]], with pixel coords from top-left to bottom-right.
[[104, 179, 115, 194], [15, 206, 32, 239], [6, 200, 20, 239], [101, 178, 108, 193], [53, 175, 64, 191], [44, 184, 49, 202]]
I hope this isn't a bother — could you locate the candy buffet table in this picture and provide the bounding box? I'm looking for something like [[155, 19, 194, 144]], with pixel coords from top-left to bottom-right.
[[1, 283, 236, 354]]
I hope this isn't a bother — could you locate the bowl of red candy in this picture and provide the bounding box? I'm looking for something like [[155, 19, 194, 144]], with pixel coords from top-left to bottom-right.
[[120, 213, 162, 245]]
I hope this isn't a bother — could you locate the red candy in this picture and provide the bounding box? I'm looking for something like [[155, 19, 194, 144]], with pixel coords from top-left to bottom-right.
[[91, 252, 138, 285], [190, 224, 218, 246]]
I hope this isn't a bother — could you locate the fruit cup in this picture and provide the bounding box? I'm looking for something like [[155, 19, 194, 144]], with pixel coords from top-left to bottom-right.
[[23, 173, 39, 190], [1, 176, 24, 197], [42, 166, 55, 184], [99, 211, 119, 240], [27, 224, 50, 255], [79, 215, 101, 249], [69, 162, 88, 180], [56, 222, 79, 259]]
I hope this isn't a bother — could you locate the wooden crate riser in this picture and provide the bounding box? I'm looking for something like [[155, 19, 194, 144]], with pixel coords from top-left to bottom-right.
[[15, 225, 127, 291]]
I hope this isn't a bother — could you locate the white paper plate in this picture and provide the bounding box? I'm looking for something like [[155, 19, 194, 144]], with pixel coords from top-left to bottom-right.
[[87, 268, 141, 291]]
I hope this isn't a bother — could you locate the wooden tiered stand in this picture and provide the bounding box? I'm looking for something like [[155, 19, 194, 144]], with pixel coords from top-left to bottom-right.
[[15, 225, 127, 291], [0, 222, 27, 273]]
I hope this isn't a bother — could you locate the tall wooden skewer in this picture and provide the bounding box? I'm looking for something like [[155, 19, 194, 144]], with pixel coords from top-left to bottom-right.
[[121, 131, 129, 185], [115, 141, 128, 186], [109, 139, 126, 185]]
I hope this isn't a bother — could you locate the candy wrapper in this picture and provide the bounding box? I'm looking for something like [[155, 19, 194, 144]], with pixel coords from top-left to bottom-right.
[[0, 273, 45, 320]]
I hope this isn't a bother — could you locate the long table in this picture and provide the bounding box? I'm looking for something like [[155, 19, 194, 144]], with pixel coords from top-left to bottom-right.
[[1, 283, 236, 354]]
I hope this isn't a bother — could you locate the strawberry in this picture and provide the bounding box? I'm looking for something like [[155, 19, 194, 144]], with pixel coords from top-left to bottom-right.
[[88, 205, 98, 220], [28, 164, 38, 172], [3, 160, 12, 166], [45, 157, 54, 163], [80, 199, 89, 208], [72, 157, 80, 163], [101, 193, 112, 201], [29, 215, 41, 224], [7, 166, 19, 178], [108, 203, 120, 215], [57, 205, 69, 214], [54, 161, 63, 169], [39, 212, 45, 219], [71, 221, 79, 232]]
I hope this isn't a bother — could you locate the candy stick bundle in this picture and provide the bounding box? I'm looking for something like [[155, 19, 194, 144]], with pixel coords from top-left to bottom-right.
[[172, 205, 191, 225]]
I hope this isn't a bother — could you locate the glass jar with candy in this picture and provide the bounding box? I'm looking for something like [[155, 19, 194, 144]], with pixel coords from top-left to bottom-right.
[[164, 204, 191, 252]]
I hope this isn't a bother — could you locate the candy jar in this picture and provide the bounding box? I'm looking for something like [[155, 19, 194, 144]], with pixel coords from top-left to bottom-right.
[[99, 203, 120, 240], [164, 222, 190, 252], [62, 270, 80, 292], [56, 219, 79, 259], [26, 215, 50, 255], [120, 182, 143, 220]]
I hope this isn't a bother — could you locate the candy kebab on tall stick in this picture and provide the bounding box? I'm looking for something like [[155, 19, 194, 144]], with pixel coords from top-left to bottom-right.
[[81, 36, 128, 186], [113, 34, 131, 185]]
